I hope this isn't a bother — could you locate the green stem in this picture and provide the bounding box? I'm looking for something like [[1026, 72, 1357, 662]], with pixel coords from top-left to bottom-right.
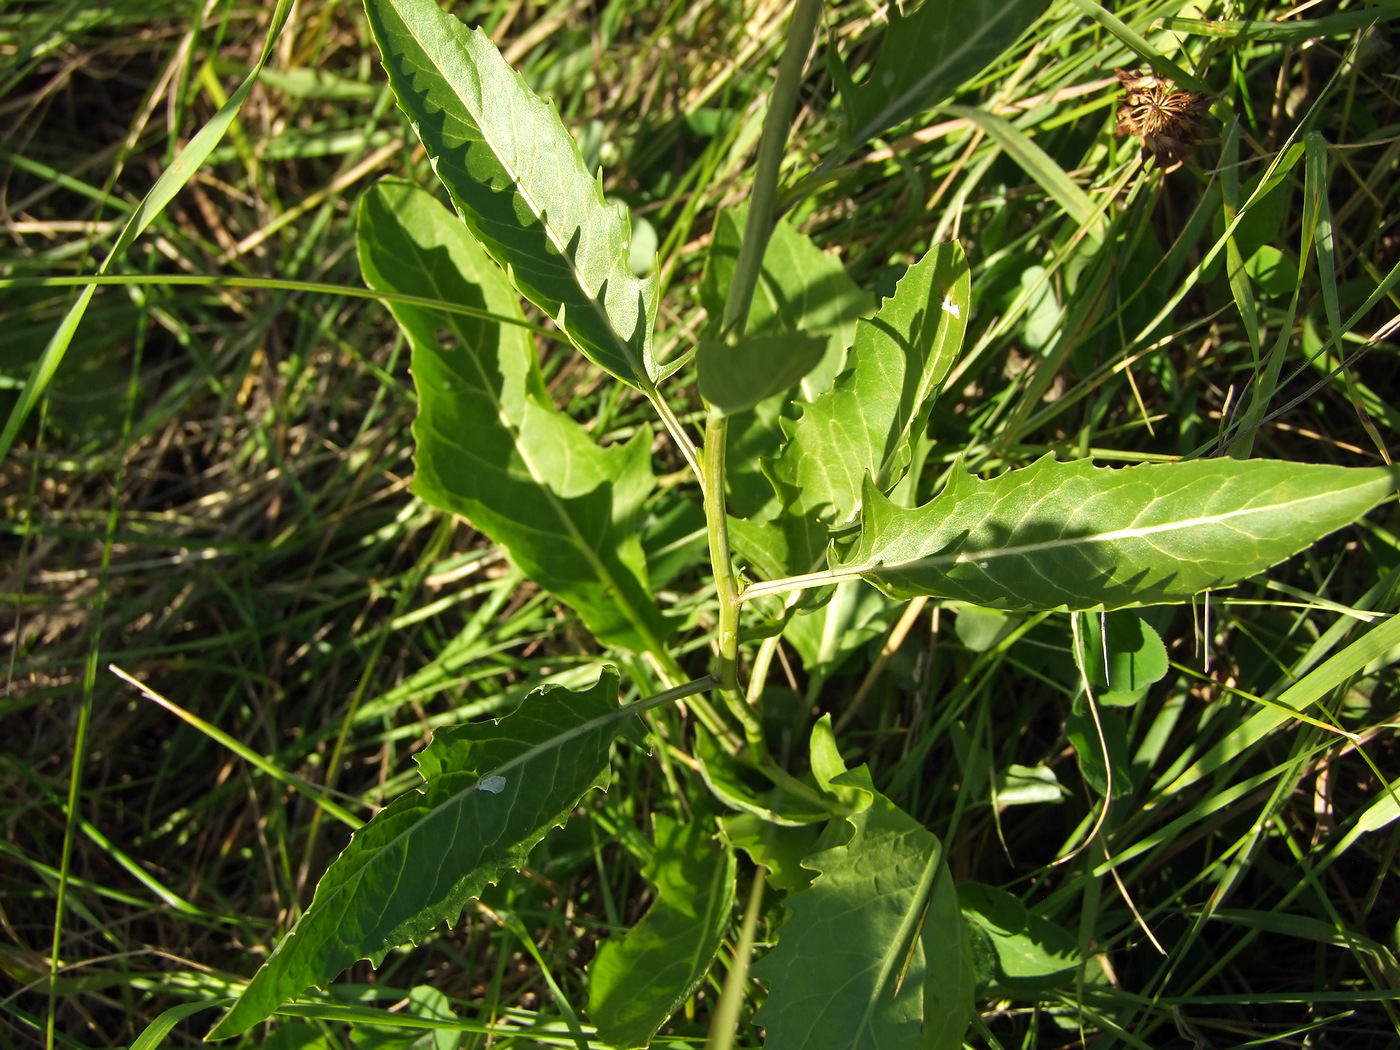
[[703, 406, 766, 760], [718, 0, 824, 337], [705, 868, 766, 1050], [698, 0, 822, 764]]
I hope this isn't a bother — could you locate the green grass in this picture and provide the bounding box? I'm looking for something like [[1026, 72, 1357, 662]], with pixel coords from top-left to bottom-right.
[[3, 0, 1399, 1046]]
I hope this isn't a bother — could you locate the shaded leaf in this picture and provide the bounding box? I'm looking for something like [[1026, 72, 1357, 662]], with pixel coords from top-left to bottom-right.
[[697, 331, 827, 416], [958, 883, 1078, 992], [358, 179, 669, 652], [844, 456, 1397, 611], [1066, 703, 1132, 800], [693, 724, 829, 826], [364, 0, 657, 388], [831, 0, 1051, 149], [210, 668, 632, 1038], [588, 816, 735, 1049], [721, 814, 821, 893], [921, 867, 976, 1050], [954, 607, 1018, 652], [753, 765, 970, 1049], [783, 580, 899, 679], [701, 207, 872, 390]]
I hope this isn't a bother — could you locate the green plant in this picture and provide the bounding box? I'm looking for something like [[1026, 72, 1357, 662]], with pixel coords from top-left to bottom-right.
[[194, 0, 1398, 1046]]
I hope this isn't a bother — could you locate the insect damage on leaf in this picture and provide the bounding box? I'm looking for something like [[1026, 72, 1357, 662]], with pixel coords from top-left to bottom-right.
[[1113, 68, 1211, 173]]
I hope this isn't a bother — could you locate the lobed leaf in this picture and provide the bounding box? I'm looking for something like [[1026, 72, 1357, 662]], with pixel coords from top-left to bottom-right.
[[587, 815, 736, 1049], [358, 179, 669, 653], [767, 241, 971, 570], [831, 0, 1051, 149], [364, 0, 657, 388], [843, 456, 1397, 611], [210, 668, 633, 1038]]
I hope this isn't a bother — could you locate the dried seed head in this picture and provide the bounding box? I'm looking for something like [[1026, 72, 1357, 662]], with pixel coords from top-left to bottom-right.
[[1114, 68, 1211, 173]]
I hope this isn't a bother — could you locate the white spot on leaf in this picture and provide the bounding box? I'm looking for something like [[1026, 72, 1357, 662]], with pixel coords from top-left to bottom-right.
[[477, 775, 506, 794], [941, 294, 961, 320]]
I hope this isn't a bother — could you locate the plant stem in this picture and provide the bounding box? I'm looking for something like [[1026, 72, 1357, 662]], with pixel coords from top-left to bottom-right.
[[647, 388, 704, 484], [699, 0, 821, 763], [705, 867, 766, 1050], [703, 405, 766, 760], [719, 0, 824, 337]]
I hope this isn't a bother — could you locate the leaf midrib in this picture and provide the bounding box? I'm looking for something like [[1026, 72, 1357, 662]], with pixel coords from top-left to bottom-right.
[[395, 5, 651, 387], [865, 484, 1373, 574], [408, 236, 663, 654]]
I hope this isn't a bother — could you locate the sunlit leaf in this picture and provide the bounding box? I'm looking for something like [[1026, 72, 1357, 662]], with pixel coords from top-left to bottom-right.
[[358, 179, 669, 652], [844, 456, 1397, 611], [753, 765, 971, 1049], [767, 242, 971, 569], [364, 0, 657, 388], [958, 882, 1078, 992], [210, 668, 633, 1037]]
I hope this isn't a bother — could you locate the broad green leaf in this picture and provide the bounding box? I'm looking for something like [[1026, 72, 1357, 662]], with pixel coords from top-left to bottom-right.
[[843, 456, 1397, 611], [703, 208, 874, 577], [958, 883, 1078, 992], [587, 815, 736, 1049], [753, 765, 970, 1049], [210, 668, 633, 1038], [830, 0, 1050, 149], [768, 242, 971, 567], [701, 207, 873, 390], [697, 331, 827, 416], [1079, 611, 1168, 705], [364, 0, 658, 389], [358, 179, 669, 653]]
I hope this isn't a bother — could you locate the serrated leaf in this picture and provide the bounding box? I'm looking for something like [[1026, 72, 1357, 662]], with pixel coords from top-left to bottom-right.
[[358, 179, 669, 652], [767, 242, 970, 567], [721, 814, 821, 893], [843, 456, 1397, 611], [364, 0, 657, 388], [753, 766, 970, 1050], [832, 0, 1051, 149], [697, 331, 828, 416], [587, 815, 736, 1049], [210, 668, 632, 1038]]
